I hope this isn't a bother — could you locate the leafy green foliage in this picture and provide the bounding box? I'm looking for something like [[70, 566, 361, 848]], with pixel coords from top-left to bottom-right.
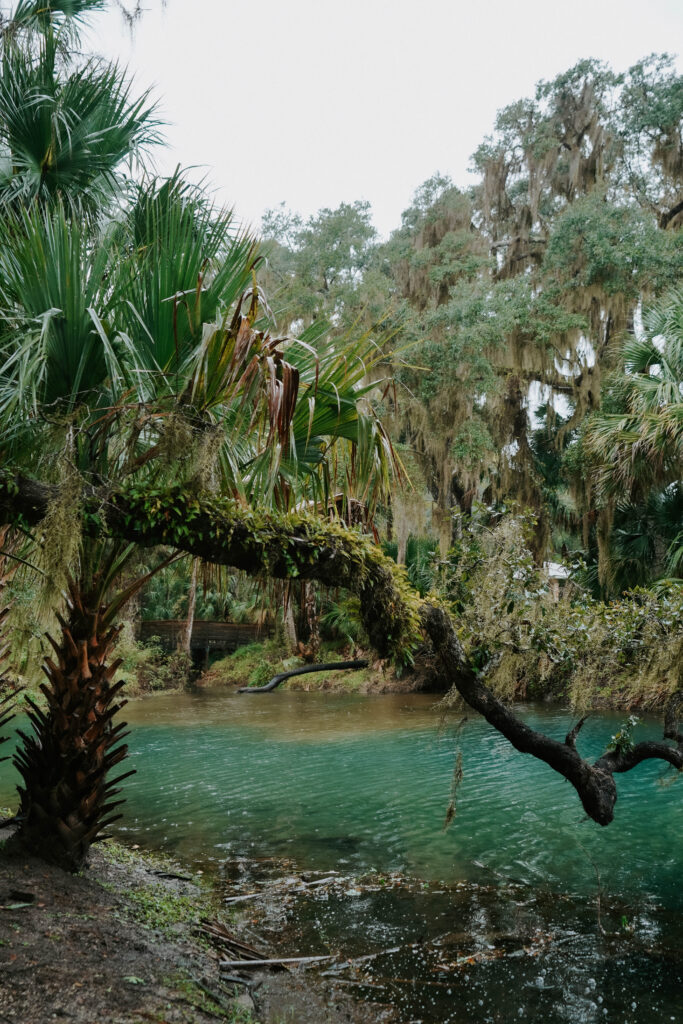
[[261, 200, 379, 332], [437, 506, 683, 708], [0, 5, 158, 211], [320, 596, 366, 647], [113, 625, 192, 693], [607, 715, 640, 755]]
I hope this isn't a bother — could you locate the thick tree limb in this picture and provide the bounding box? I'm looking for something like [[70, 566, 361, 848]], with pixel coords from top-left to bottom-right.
[[0, 472, 422, 661], [420, 604, 683, 825], [2, 471, 681, 825], [659, 197, 683, 229]]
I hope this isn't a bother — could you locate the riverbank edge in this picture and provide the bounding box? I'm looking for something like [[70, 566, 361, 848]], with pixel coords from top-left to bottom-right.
[[6, 632, 673, 710], [194, 640, 674, 711], [0, 828, 369, 1024]]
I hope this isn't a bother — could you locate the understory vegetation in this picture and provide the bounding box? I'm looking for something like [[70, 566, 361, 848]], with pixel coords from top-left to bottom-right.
[[195, 510, 682, 709], [438, 509, 683, 710]]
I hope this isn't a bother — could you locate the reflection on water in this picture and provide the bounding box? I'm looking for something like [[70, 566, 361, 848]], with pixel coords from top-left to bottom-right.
[[246, 871, 683, 1024], [1, 689, 681, 1023]]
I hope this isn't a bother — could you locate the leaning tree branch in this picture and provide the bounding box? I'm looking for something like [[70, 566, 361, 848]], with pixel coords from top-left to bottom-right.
[[420, 604, 683, 825], [238, 660, 369, 693], [1, 470, 681, 826], [565, 715, 588, 750]]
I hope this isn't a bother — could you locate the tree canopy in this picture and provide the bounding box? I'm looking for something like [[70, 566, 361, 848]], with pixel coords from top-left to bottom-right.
[[262, 56, 683, 591]]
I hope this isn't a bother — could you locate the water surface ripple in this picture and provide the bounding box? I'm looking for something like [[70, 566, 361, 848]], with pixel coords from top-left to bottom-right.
[[97, 691, 683, 907], [1, 690, 681, 1023]]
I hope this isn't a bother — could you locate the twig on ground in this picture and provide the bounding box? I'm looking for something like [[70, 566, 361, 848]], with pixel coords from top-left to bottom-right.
[[220, 955, 334, 968]]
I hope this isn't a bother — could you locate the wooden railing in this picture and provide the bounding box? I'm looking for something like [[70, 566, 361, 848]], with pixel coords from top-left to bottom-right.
[[139, 619, 269, 653]]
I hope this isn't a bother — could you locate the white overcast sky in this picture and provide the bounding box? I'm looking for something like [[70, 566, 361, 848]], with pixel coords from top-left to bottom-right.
[[91, 0, 683, 238]]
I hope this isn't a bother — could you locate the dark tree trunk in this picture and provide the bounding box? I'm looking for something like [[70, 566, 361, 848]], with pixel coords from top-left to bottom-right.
[[0, 529, 18, 767], [11, 581, 133, 871]]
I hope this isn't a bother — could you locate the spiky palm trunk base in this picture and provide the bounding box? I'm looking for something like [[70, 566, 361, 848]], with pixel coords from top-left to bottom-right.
[[12, 584, 133, 871], [1, 608, 17, 759]]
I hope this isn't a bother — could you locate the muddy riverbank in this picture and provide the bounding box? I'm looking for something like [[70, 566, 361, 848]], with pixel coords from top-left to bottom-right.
[[0, 833, 373, 1024]]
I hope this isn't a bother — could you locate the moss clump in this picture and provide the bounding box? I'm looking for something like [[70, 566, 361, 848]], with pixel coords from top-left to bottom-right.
[[124, 885, 199, 932]]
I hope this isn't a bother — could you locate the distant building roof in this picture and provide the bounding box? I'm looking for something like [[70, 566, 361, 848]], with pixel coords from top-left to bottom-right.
[[543, 561, 571, 580]]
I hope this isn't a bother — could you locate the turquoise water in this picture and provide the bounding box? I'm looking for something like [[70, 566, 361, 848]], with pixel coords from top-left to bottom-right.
[[2, 690, 682, 1022], [1, 692, 680, 900]]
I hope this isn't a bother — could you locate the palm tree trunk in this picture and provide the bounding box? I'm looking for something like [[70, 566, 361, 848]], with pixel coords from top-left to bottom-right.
[[12, 580, 133, 871], [181, 557, 200, 654], [280, 582, 298, 651], [304, 581, 320, 660]]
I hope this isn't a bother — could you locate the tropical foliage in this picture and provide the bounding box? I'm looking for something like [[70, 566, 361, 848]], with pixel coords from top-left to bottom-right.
[[0, 0, 157, 210], [0, 0, 399, 867], [437, 507, 683, 710], [0, 1, 681, 866], [263, 56, 683, 592]]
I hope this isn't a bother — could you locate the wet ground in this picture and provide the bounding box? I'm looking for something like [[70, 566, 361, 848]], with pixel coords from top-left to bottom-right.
[[221, 857, 683, 1024]]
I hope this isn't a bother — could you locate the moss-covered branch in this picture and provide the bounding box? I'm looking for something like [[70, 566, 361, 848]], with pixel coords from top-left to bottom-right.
[[0, 473, 423, 664], [2, 470, 681, 826]]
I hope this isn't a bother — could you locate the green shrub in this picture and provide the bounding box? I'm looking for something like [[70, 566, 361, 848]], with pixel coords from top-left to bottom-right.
[[113, 624, 193, 694]]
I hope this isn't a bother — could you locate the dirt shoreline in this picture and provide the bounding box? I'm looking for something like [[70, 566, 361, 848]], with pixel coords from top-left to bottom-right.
[[0, 832, 379, 1024]]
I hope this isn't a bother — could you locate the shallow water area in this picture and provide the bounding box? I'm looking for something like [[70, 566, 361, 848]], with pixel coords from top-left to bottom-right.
[[234, 864, 683, 1024], [1, 689, 682, 1022]]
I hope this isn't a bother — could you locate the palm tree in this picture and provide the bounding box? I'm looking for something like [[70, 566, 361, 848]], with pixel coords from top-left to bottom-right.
[[0, 178, 397, 867], [0, 0, 158, 212], [0, 0, 398, 868], [582, 288, 683, 590]]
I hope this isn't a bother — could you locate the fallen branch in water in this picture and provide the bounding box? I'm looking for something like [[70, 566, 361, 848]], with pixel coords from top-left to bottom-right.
[[237, 660, 368, 693], [224, 875, 346, 905], [223, 892, 266, 905], [198, 921, 266, 961]]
